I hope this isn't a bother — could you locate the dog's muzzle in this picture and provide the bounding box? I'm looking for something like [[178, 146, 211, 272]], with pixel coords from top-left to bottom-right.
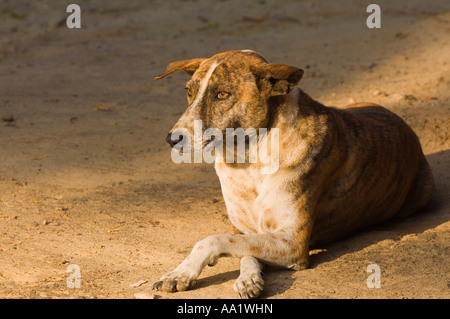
[[166, 132, 184, 148]]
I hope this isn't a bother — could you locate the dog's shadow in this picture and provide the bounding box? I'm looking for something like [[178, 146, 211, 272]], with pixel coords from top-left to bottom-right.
[[195, 267, 296, 298], [195, 269, 240, 291], [195, 150, 449, 298]]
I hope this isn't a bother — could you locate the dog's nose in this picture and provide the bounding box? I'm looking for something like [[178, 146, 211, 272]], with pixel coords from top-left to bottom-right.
[[166, 132, 184, 148]]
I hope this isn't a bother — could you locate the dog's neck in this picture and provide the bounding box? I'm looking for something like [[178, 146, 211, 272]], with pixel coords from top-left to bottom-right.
[[214, 88, 328, 172], [268, 87, 326, 130]]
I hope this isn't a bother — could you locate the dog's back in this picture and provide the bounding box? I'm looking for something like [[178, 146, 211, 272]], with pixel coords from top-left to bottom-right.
[[310, 102, 435, 246]]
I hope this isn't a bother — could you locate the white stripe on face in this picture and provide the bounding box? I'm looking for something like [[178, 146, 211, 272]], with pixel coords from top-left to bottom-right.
[[191, 61, 220, 110], [170, 61, 220, 135]]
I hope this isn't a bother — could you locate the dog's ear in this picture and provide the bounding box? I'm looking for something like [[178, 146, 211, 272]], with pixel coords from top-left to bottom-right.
[[250, 63, 304, 96], [155, 58, 206, 79]]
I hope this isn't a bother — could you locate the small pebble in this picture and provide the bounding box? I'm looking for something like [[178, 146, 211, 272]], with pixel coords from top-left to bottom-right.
[[47, 282, 57, 288], [2, 113, 14, 122], [134, 292, 156, 299], [130, 280, 148, 287], [92, 105, 110, 111]]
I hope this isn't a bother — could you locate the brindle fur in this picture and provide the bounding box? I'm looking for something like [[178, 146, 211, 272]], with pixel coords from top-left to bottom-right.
[[152, 50, 435, 298]]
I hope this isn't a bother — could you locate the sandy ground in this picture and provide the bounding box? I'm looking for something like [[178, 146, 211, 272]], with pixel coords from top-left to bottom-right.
[[0, 0, 449, 299]]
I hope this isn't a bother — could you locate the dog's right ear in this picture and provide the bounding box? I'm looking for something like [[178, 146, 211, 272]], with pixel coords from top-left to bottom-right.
[[155, 58, 206, 79], [250, 63, 304, 97]]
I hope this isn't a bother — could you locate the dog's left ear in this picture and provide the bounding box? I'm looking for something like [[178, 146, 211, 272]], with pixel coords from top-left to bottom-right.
[[155, 58, 206, 79], [251, 63, 304, 97]]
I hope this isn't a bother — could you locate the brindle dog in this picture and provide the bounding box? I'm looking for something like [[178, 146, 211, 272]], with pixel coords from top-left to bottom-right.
[[152, 50, 435, 298]]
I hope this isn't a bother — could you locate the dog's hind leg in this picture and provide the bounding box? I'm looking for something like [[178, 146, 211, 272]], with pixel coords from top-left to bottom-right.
[[233, 256, 265, 299]]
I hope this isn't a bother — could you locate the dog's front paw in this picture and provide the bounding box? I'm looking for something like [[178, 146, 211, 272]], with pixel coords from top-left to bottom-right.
[[152, 270, 197, 292], [233, 272, 264, 299]]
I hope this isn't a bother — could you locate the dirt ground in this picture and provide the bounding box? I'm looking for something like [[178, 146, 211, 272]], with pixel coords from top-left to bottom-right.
[[0, 0, 449, 299]]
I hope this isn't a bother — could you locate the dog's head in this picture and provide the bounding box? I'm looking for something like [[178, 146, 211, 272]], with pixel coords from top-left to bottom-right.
[[155, 50, 303, 149]]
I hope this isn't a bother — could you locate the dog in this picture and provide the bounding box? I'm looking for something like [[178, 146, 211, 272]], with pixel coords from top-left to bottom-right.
[[152, 50, 435, 298]]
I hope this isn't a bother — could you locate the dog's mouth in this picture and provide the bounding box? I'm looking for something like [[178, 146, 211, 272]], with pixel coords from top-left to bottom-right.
[[167, 128, 258, 160], [168, 131, 224, 154]]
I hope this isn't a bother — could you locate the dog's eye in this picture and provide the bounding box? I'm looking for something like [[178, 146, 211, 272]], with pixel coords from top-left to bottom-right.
[[216, 91, 230, 100], [186, 87, 193, 97]]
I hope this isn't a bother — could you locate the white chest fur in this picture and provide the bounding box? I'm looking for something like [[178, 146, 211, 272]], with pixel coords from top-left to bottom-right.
[[214, 157, 299, 235]]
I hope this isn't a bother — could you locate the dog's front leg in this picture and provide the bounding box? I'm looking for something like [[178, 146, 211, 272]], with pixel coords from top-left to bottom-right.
[[152, 235, 224, 292], [153, 231, 310, 294], [234, 256, 264, 299]]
